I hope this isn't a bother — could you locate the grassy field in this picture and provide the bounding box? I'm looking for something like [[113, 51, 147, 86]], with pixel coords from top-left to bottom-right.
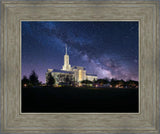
[[22, 87, 138, 113]]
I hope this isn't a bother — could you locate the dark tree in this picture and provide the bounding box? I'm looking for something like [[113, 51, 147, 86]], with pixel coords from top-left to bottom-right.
[[64, 75, 73, 85], [95, 79, 109, 85], [81, 80, 93, 86], [29, 70, 39, 86], [46, 73, 55, 86], [126, 80, 138, 88], [110, 78, 117, 87], [105, 78, 110, 84], [65, 75, 70, 84], [22, 75, 29, 87]]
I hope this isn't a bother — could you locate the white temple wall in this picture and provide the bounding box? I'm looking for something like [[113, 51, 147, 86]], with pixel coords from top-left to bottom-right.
[[86, 75, 97, 81]]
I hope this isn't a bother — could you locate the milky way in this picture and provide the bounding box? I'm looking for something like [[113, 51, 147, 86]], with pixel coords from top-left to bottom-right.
[[22, 21, 138, 83]]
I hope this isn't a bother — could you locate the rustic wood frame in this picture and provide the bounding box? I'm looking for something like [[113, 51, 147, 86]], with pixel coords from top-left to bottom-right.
[[1, 0, 159, 133]]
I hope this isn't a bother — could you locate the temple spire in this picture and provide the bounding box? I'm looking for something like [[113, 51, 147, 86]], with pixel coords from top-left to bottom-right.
[[65, 44, 67, 55], [62, 44, 71, 71]]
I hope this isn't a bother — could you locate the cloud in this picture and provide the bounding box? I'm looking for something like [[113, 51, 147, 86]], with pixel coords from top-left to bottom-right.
[[82, 54, 89, 61]]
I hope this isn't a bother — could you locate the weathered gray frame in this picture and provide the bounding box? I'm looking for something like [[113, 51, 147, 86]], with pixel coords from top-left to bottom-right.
[[1, 0, 159, 133]]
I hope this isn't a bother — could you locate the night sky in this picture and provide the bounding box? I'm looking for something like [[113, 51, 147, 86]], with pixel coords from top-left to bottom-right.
[[22, 21, 138, 83]]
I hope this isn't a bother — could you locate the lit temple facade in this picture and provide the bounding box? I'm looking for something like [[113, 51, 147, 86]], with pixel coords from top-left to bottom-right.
[[46, 45, 97, 85]]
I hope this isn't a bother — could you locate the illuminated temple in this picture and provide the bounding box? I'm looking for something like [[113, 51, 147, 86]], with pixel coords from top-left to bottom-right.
[[46, 45, 97, 85]]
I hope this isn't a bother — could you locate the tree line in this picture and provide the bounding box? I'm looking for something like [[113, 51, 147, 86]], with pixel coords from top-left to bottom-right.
[[22, 70, 55, 87], [81, 78, 138, 88], [22, 70, 138, 88]]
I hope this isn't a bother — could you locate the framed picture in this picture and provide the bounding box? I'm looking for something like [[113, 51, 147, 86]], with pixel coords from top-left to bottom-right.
[[1, 0, 159, 133]]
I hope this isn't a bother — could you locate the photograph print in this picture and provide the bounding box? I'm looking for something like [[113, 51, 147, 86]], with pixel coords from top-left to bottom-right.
[[21, 21, 139, 113]]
